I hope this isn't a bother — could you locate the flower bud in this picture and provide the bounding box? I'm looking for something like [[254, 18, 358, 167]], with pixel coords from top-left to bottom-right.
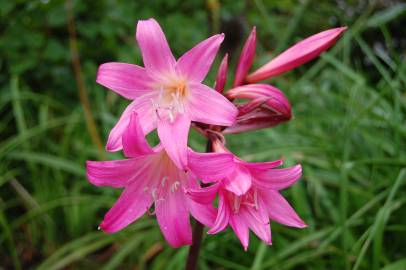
[[224, 84, 291, 133], [233, 27, 256, 87], [214, 54, 229, 93], [246, 27, 347, 83]]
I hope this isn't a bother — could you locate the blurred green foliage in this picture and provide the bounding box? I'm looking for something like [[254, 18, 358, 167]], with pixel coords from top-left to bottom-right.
[[1, 0, 406, 269]]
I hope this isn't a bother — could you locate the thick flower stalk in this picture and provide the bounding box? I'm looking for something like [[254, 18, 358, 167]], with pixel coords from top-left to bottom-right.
[[86, 18, 346, 259]]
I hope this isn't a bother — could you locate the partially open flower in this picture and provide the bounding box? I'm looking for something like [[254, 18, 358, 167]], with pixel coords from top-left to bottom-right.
[[224, 84, 291, 134]]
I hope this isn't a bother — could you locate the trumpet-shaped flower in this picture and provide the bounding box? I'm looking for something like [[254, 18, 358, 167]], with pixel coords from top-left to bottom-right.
[[188, 140, 306, 249], [97, 18, 238, 169], [86, 113, 233, 247]]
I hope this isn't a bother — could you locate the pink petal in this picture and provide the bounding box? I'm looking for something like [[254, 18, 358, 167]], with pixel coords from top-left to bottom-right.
[[155, 188, 192, 247], [234, 27, 256, 87], [122, 112, 155, 157], [214, 53, 229, 93], [247, 27, 347, 82], [187, 183, 220, 204], [253, 164, 302, 190], [106, 93, 157, 152], [208, 191, 230, 234], [240, 206, 272, 245], [226, 84, 291, 117], [188, 200, 217, 227], [136, 18, 176, 75], [244, 159, 284, 170], [86, 158, 148, 188], [230, 213, 250, 250], [187, 82, 238, 126], [100, 180, 153, 233], [177, 34, 224, 82], [157, 114, 190, 170], [187, 150, 235, 183], [222, 165, 252, 196], [96, 62, 154, 100], [260, 190, 307, 228]]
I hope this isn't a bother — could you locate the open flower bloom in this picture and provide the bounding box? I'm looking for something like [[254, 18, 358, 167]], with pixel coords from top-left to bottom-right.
[[246, 27, 347, 83], [188, 139, 306, 250], [97, 18, 238, 169], [86, 112, 234, 247], [224, 84, 291, 134]]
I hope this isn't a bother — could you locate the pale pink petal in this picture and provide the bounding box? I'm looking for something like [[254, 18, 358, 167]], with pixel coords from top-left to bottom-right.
[[187, 82, 238, 126], [187, 183, 219, 204], [244, 159, 284, 170], [122, 112, 155, 157], [177, 34, 224, 82], [208, 191, 230, 234], [155, 188, 192, 247], [157, 114, 190, 170], [106, 93, 157, 152], [136, 18, 176, 75], [230, 213, 250, 250], [86, 159, 139, 188], [214, 53, 229, 93], [222, 165, 252, 196], [100, 180, 153, 233], [188, 200, 217, 227], [253, 164, 302, 190], [234, 27, 256, 87], [247, 27, 347, 82], [187, 150, 235, 183], [96, 62, 154, 99], [260, 190, 307, 228], [240, 206, 272, 245]]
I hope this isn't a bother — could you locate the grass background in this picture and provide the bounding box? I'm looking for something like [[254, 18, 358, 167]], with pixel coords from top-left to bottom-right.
[[1, 0, 406, 269]]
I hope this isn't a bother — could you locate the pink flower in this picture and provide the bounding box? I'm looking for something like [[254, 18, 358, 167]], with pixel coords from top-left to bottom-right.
[[188, 139, 306, 250], [96, 18, 238, 169], [246, 27, 347, 83], [86, 112, 234, 247], [224, 84, 291, 134]]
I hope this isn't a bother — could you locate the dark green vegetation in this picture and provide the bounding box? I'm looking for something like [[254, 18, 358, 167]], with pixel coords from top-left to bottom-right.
[[1, 0, 405, 269]]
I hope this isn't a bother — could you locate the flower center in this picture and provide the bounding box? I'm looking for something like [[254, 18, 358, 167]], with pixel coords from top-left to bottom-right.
[[229, 188, 259, 214], [152, 79, 188, 123], [142, 152, 187, 215]]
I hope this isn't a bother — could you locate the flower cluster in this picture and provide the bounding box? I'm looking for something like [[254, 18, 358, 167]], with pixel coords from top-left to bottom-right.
[[86, 18, 346, 249]]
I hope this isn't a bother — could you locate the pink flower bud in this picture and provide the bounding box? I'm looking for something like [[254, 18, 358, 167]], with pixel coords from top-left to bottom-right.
[[233, 27, 256, 87], [224, 84, 291, 133], [247, 27, 347, 83], [214, 54, 229, 93]]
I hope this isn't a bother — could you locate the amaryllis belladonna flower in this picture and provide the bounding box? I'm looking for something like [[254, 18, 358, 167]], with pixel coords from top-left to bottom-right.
[[188, 139, 306, 250], [86, 112, 234, 247], [97, 18, 238, 169]]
